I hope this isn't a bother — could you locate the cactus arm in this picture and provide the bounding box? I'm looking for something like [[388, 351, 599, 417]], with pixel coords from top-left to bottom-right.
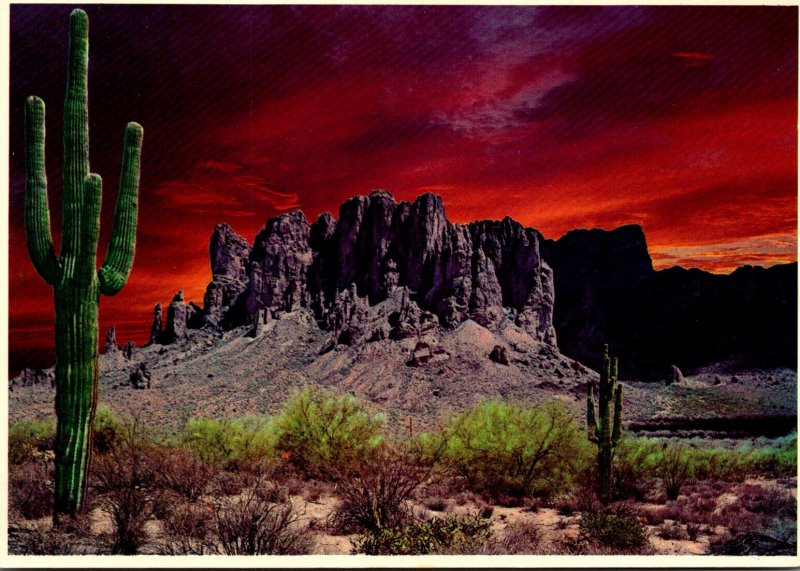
[[587, 385, 599, 444], [24, 96, 62, 284], [77, 175, 102, 286], [612, 357, 619, 387], [612, 384, 623, 446], [60, 9, 90, 264], [98, 123, 143, 296]]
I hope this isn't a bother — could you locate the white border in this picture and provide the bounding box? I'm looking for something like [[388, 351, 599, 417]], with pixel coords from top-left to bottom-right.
[[1, 0, 798, 568]]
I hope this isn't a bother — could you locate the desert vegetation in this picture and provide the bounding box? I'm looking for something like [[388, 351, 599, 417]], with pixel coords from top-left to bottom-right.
[[7, 386, 797, 556]]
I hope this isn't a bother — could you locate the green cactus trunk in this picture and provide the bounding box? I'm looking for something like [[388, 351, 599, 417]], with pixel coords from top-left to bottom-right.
[[24, 9, 143, 520], [53, 285, 100, 515], [587, 344, 624, 504]]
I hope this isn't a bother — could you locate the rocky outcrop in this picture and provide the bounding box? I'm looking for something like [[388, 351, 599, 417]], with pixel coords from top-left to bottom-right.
[[321, 285, 440, 348], [240, 191, 557, 345], [164, 291, 189, 343], [174, 191, 558, 352], [105, 327, 119, 354], [149, 303, 163, 345], [10, 368, 55, 390], [123, 341, 135, 360], [204, 224, 251, 327], [129, 362, 152, 389], [247, 211, 313, 316], [542, 226, 797, 378], [489, 345, 510, 365]]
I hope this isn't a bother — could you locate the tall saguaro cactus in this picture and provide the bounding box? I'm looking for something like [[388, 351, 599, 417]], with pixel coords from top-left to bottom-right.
[[24, 9, 143, 518], [586, 344, 624, 504]]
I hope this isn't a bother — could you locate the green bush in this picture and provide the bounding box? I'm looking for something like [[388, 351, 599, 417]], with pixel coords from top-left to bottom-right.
[[93, 405, 123, 453], [273, 387, 384, 476], [607, 436, 797, 491], [180, 415, 276, 469], [579, 503, 649, 552], [352, 515, 492, 555], [9, 418, 56, 464], [440, 400, 590, 500], [612, 439, 660, 500]]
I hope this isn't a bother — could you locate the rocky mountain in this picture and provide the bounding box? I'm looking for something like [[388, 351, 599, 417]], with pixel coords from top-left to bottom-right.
[[148, 190, 795, 381], [151, 190, 557, 351], [542, 226, 797, 378]]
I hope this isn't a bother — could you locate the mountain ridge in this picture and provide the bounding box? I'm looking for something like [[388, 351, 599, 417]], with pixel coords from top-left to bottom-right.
[[146, 190, 794, 380]]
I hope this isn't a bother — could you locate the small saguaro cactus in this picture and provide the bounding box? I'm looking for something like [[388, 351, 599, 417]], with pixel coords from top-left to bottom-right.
[[586, 344, 624, 504], [24, 9, 143, 519]]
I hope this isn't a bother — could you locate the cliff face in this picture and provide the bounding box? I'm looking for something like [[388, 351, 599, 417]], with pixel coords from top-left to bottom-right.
[[148, 191, 796, 380], [542, 227, 797, 377], [155, 191, 557, 348]]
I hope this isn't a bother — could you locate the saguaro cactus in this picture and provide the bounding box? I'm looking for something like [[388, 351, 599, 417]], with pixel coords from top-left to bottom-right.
[[586, 344, 624, 504], [24, 9, 143, 518]]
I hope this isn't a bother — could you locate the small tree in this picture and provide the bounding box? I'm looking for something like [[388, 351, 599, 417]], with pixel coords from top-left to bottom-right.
[[272, 387, 384, 477], [442, 400, 586, 500]]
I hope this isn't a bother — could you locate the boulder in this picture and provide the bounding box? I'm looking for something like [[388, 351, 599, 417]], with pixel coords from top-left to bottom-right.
[[489, 345, 510, 366], [129, 362, 152, 389]]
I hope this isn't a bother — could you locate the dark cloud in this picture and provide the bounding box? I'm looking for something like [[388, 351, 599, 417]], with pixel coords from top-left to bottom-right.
[[533, 6, 798, 136]]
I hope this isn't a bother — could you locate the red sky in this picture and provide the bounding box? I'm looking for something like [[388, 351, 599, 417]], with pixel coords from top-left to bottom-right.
[[7, 5, 798, 373]]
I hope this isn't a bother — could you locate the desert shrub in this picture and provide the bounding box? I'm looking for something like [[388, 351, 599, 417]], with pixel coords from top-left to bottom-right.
[[661, 444, 692, 500], [658, 521, 688, 540], [153, 447, 217, 501], [158, 499, 215, 555], [9, 460, 53, 519], [713, 501, 766, 537], [686, 522, 701, 540], [737, 483, 796, 518], [740, 435, 797, 477], [209, 478, 312, 555], [331, 444, 429, 533], [612, 439, 660, 500], [158, 472, 310, 555], [579, 503, 649, 552], [93, 404, 123, 454], [764, 514, 798, 544], [441, 400, 589, 501], [555, 496, 579, 516], [210, 470, 248, 496], [352, 515, 492, 555], [573, 471, 603, 513], [489, 521, 545, 554], [92, 416, 157, 554], [273, 387, 384, 477], [180, 415, 276, 469], [600, 436, 797, 486], [9, 418, 56, 464], [8, 524, 88, 555], [687, 448, 746, 481]]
